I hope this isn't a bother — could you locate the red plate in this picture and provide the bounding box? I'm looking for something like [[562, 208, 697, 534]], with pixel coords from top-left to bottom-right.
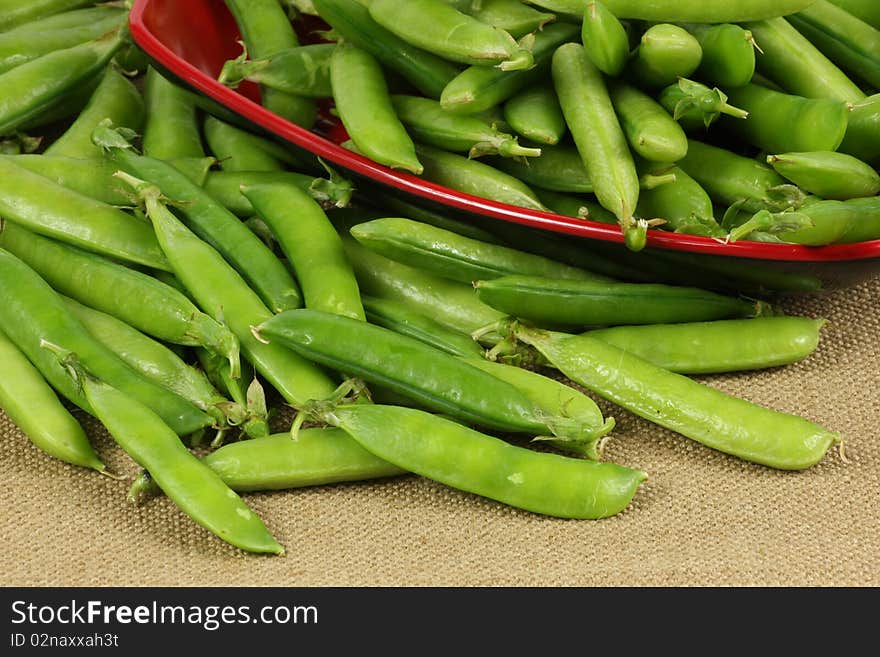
[[129, 0, 880, 293]]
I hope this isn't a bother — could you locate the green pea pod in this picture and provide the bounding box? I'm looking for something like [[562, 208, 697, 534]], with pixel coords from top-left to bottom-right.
[[1, 5, 125, 34], [744, 17, 865, 104], [204, 169, 353, 216], [721, 83, 849, 154], [202, 115, 313, 173], [635, 163, 724, 237], [310, 403, 646, 519], [788, 0, 880, 89], [732, 197, 880, 245], [350, 216, 606, 284], [0, 248, 214, 437], [0, 8, 125, 74], [0, 220, 241, 373], [677, 139, 808, 214], [552, 42, 644, 250], [686, 23, 757, 88], [52, 352, 283, 554], [535, 189, 617, 224], [502, 83, 566, 146], [626, 23, 702, 89], [142, 67, 205, 160], [0, 0, 93, 32], [587, 317, 826, 374], [243, 182, 365, 321], [0, 327, 104, 471], [839, 94, 880, 163], [474, 274, 769, 327], [826, 0, 880, 30], [414, 142, 547, 210], [599, 0, 819, 22], [369, 0, 534, 71], [218, 42, 334, 97], [657, 78, 748, 131], [44, 67, 144, 159], [392, 94, 539, 158], [767, 151, 880, 200], [610, 81, 688, 163], [453, 0, 555, 38], [0, 29, 123, 136], [225, 0, 316, 127], [440, 22, 579, 114], [514, 325, 840, 470], [580, 0, 629, 76], [332, 43, 423, 174]]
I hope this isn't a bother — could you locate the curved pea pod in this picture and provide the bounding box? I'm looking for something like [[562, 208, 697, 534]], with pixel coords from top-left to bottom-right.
[[610, 81, 688, 163], [218, 42, 334, 97], [677, 139, 808, 214], [454, 0, 555, 38], [686, 23, 756, 88], [580, 0, 629, 76], [552, 42, 644, 250], [392, 94, 539, 158], [349, 216, 605, 284], [729, 203, 856, 246], [0, 29, 123, 136], [767, 151, 880, 200], [0, 248, 214, 437], [414, 142, 548, 211], [826, 0, 880, 30], [599, 0, 818, 22], [331, 43, 423, 174], [142, 67, 205, 160], [502, 83, 566, 146], [657, 78, 748, 131], [490, 142, 596, 193], [369, 0, 534, 71], [744, 17, 865, 104], [635, 163, 725, 237], [44, 67, 144, 159], [204, 170, 353, 217], [0, 0, 94, 33], [310, 403, 645, 519], [0, 157, 169, 271], [836, 196, 880, 243], [225, 0, 316, 127], [474, 275, 770, 328], [0, 327, 104, 471], [839, 94, 880, 163], [312, 0, 460, 99], [535, 189, 617, 224], [721, 84, 850, 154], [202, 115, 313, 173], [586, 317, 826, 375], [788, 0, 880, 89], [1, 4, 125, 34], [626, 24, 702, 89], [514, 325, 841, 470], [440, 22, 579, 114], [52, 352, 282, 554]]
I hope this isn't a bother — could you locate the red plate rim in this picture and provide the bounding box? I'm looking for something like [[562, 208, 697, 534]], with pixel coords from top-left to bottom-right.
[[129, 0, 880, 264]]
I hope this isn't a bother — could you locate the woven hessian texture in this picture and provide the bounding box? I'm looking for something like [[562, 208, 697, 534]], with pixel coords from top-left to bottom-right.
[[2, 277, 878, 587]]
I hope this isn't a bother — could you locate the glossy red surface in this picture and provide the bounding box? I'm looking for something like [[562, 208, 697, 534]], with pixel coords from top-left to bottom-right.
[[130, 0, 880, 268]]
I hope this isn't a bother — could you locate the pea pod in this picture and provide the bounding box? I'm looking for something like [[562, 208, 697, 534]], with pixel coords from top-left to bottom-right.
[[535, 189, 617, 224], [744, 17, 865, 104], [225, 0, 316, 127], [837, 196, 880, 243], [0, 0, 93, 33], [451, 0, 555, 38], [552, 42, 644, 250], [52, 351, 282, 554], [204, 169, 353, 216], [599, 0, 819, 22], [627, 23, 702, 89], [202, 115, 314, 173], [440, 22, 579, 114], [686, 23, 756, 88], [142, 67, 205, 160], [721, 83, 850, 154], [513, 325, 840, 470], [474, 275, 769, 327], [635, 163, 724, 237], [369, 0, 534, 71], [0, 248, 214, 437], [826, 0, 880, 30], [586, 317, 826, 374], [767, 151, 880, 200], [0, 220, 240, 373], [350, 216, 606, 284], [788, 0, 880, 89], [610, 81, 688, 163], [580, 0, 629, 76], [332, 43, 423, 174], [1, 5, 125, 34], [839, 94, 880, 163], [0, 327, 104, 471], [658, 78, 748, 131], [502, 83, 566, 146], [218, 43, 334, 97], [308, 403, 646, 519]]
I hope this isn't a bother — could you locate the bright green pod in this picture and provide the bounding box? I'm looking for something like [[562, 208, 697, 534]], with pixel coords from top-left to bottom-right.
[[218, 43, 335, 97], [610, 81, 688, 163], [837, 196, 880, 243], [767, 151, 880, 200], [581, 0, 630, 76], [657, 77, 748, 131], [729, 202, 857, 246], [502, 83, 567, 145], [600, 0, 817, 22], [535, 189, 617, 224], [491, 142, 596, 193], [451, 0, 555, 38], [687, 23, 756, 88], [0, 0, 92, 32], [202, 115, 309, 172], [142, 67, 205, 160], [204, 170, 353, 216], [635, 163, 724, 237], [839, 94, 880, 163], [826, 0, 880, 29], [332, 43, 423, 174], [626, 23, 702, 89]]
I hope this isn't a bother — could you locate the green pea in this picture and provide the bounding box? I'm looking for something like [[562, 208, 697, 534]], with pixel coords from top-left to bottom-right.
[[767, 151, 880, 200], [610, 81, 688, 163], [580, 0, 630, 76], [626, 23, 702, 89]]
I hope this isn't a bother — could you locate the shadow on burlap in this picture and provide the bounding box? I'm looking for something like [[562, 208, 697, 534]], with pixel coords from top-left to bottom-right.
[[2, 277, 878, 587]]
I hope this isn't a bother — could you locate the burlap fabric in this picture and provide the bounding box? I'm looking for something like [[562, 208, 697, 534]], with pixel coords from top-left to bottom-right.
[[2, 276, 878, 587]]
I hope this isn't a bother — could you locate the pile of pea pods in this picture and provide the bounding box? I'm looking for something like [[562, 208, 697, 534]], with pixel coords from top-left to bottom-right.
[[0, 0, 861, 555], [216, 0, 880, 251]]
